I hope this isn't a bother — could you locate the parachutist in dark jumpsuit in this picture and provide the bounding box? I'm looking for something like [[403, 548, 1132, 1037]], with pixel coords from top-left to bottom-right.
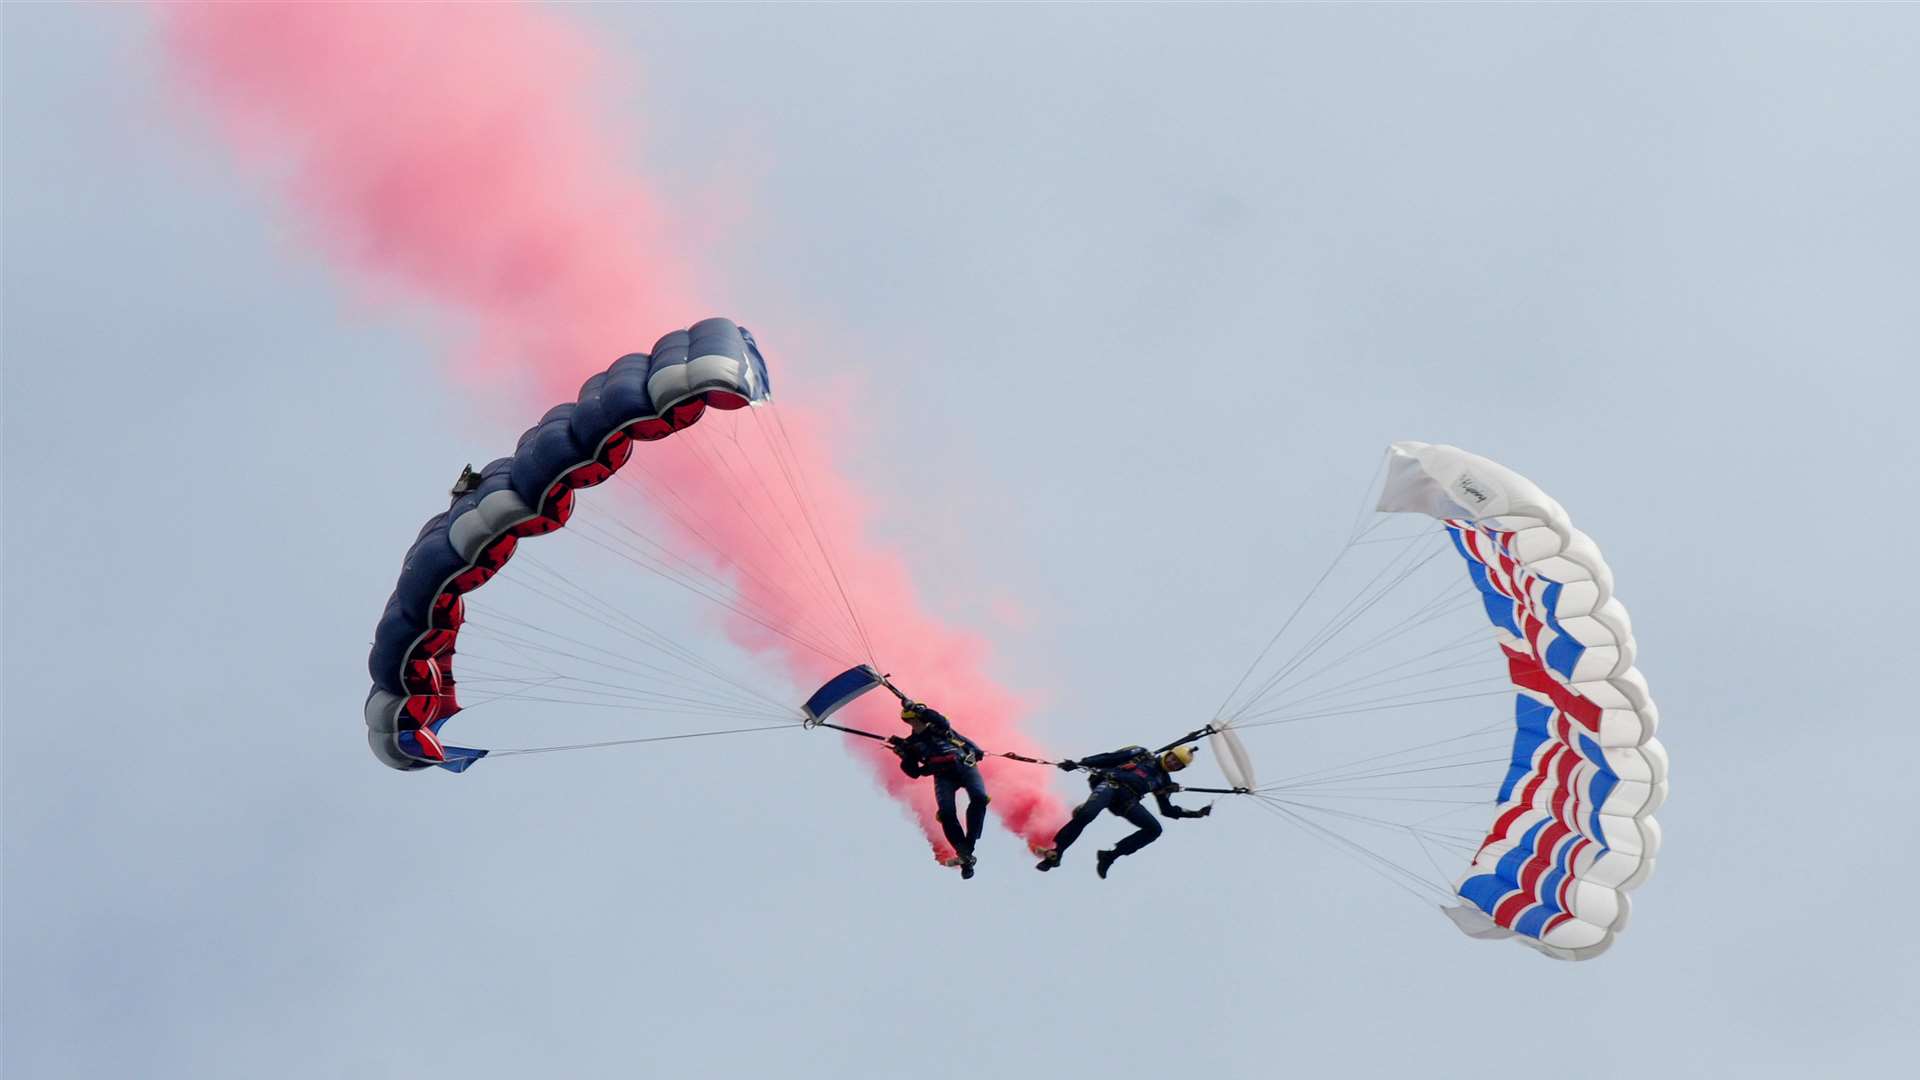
[[1035, 745, 1211, 878], [890, 703, 990, 879]]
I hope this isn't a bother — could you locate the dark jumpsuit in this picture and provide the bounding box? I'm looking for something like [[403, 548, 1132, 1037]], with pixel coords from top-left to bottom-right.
[[893, 712, 990, 857], [1049, 746, 1205, 861]]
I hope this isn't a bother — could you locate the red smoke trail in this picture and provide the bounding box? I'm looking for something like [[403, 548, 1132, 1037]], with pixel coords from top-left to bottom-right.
[[159, 2, 1067, 854]]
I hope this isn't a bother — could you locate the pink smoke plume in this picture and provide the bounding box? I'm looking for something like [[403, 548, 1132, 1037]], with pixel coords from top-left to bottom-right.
[[158, 2, 1067, 855]]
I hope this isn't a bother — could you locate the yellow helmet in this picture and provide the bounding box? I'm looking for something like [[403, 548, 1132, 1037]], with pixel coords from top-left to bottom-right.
[[1161, 745, 1197, 771], [901, 702, 927, 722]]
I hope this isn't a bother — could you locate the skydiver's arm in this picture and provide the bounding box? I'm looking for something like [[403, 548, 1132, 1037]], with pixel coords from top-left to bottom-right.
[[890, 739, 927, 778], [1077, 746, 1147, 770], [1154, 790, 1212, 819]]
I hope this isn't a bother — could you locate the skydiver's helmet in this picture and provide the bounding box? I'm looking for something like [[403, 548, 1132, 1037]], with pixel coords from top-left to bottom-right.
[[1160, 745, 1198, 772], [903, 703, 949, 731]]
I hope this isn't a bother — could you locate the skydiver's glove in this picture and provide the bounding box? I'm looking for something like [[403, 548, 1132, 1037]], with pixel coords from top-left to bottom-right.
[[1056, 759, 1079, 772], [1198, 805, 1214, 818]]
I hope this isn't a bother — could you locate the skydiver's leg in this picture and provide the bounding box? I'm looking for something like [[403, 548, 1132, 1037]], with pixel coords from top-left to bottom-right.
[[1048, 784, 1119, 858], [1107, 801, 1164, 857], [932, 774, 969, 855], [959, 767, 990, 850]]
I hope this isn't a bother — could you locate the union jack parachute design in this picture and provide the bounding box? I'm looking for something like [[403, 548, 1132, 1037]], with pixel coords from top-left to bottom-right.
[[1377, 442, 1667, 961]]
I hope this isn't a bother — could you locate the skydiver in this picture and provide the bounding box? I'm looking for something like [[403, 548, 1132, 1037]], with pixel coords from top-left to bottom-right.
[[1033, 744, 1212, 879], [889, 702, 991, 879]]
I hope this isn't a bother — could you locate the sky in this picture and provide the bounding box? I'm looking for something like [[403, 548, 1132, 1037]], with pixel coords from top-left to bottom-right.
[[5, 4, 1919, 1078]]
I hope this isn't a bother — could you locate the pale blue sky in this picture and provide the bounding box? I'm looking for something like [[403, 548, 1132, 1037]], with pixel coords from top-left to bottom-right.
[[5, 5, 1918, 1078]]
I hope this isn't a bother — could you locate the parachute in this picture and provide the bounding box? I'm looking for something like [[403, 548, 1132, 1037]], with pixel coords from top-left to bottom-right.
[[363, 317, 773, 770], [1376, 442, 1665, 960], [358, 319, 1068, 858], [1210, 442, 1665, 961]]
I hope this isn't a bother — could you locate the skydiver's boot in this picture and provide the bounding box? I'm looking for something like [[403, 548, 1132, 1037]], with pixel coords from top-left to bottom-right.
[[1034, 848, 1062, 872], [959, 852, 977, 880], [939, 854, 963, 869], [1095, 849, 1119, 879]]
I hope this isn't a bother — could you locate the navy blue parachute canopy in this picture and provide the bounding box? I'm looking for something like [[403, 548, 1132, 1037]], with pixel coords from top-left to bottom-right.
[[364, 317, 772, 771]]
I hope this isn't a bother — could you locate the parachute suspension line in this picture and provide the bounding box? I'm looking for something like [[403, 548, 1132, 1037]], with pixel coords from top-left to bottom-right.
[[1220, 525, 1436, 722], [1224, 536, 1453, 725], [484, 722, 804, 759], [567, 467, 861, 656], [1258, 792, 1484, 856], [1410, 829, 1461, 891], [452, 609, 798, 723], [557, 515, 852, 666], [609, 461, 863, 660], [451, 640, 770, 713], [1349, 530, 1452, 547], [446, 672, 570, 714], [1256, 723, 1508, 790], [469, 556, 798, 711], [455, 615, 717, 702], [450, 614, 786, 721], [568, 497, 846, 660], [1246, 795, 1455, 905], [1221, 545, 1443, 722], [1211, 530, 1367, 724], [1233, 683, 1515, 729], [670, 427, 863, 656], [1234, 598, 1486, 723], [457, 696, 790, 722], [761, 405, 881, 669], [569, 515, 865, 664], [1263, 748, 1512, 792], [455, 609, 796, 721], [761, 406, 880, 667], [451, 673, 787, 720], [1254, 629, 1490, 719], [450, 651, 786, 718], [492, 550, 786, 688], [1258, 795, 1479, 901], [1345, 447, 1391, 544], [616, 433, 868, 664], [1259, 790, 1490, 807], [713, 415, 870, 654], [1228, 680, 1512, 722]]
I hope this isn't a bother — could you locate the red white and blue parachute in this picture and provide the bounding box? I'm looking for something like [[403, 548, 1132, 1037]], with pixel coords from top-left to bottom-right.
[[363, 318, 770, 771], [1376, 442, 1666, 960], [1209, 441, 1666, 960]]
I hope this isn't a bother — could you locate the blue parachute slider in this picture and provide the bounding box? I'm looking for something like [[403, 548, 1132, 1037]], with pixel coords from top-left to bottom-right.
[[801, 665, 891, 727]]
